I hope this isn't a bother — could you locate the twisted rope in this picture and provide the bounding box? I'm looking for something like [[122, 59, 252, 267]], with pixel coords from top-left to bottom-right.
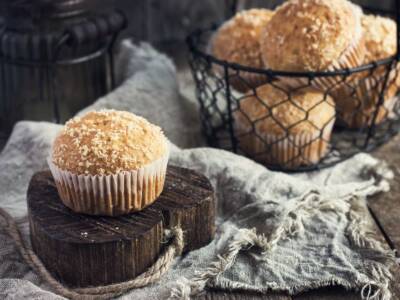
[[0, 207, 184, 300]]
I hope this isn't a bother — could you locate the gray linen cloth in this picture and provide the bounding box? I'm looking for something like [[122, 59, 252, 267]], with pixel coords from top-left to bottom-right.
[[0, 41, 396, 300]]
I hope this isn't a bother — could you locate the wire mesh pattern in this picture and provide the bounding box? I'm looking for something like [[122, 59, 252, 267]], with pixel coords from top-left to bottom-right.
[[187, 19, 400, 172]]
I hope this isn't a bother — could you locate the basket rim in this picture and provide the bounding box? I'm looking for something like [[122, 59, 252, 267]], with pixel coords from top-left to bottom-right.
[[186, 25, 398, 78]]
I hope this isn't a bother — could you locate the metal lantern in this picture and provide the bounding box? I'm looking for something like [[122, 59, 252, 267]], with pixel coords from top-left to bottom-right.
[[0, 0, 126, 138]]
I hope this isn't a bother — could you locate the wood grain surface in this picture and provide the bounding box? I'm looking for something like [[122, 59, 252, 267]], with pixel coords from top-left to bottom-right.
[[369, 133, 400, 253], [27, 165, 215, 288]]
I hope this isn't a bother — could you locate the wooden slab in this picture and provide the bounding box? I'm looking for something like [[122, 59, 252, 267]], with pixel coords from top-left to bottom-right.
[[369, 133, 400, 253], [198, 291, 290, 300], [27, 165, 215, 288]]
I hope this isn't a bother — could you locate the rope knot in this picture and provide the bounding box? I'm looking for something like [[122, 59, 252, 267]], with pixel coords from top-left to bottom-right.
[[0, 205, 185, 300], [170, 226, 184, 256]]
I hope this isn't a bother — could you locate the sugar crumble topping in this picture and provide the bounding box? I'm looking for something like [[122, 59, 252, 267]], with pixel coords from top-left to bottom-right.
[[52, 110, 168, 175], [212, 9, 274, 68], [362, 14, 396, 62], [261, 0, 364, 71]]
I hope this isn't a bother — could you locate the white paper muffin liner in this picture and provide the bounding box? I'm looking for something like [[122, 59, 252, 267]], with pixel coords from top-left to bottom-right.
[[361, 62, 399, 95], [235, 119, 335, 169], [337, 92, 399, 129], [335, 63, 400, 128], [48, 149, 169, 216], [276, 35, 366, 92]]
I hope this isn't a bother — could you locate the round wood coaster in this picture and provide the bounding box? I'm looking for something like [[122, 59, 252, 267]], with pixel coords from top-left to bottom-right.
[[27, 165, 215, 288]]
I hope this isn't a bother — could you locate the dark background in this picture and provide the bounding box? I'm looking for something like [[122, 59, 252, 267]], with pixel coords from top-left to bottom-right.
[[0, 0, 395, 149], [107, 0, 394, 45], [0, 0, 394, 45]]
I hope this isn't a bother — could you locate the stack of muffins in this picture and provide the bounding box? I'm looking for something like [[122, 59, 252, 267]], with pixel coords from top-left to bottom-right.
[[49, 110, 169, 216], [210, 0, 399, 168]]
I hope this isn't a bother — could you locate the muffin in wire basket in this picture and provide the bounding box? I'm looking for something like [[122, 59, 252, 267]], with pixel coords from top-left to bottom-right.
[[234, 84, 335, 169], [260, 0, 365, 90], [210, 8, 274, 92], [48, 110, 169, 216], [336, 14, 400, 128]]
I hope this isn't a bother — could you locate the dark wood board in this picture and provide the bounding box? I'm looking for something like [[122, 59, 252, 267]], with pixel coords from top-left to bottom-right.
[[161, 42, 400, 300], [27, 165, 215, 288], [368, 133, 400, 253], [198, 291, 290, 300]]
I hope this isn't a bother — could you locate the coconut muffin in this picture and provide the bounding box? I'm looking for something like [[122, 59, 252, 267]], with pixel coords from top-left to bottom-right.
[[234, 84, 335, 168], [363, 14, 397, 63], [260, 0, 365, 92], [362, 14, 399, 123], [211, 8, 274, 92], [338, 14, 399, 128], [49, 109, 169, 216]]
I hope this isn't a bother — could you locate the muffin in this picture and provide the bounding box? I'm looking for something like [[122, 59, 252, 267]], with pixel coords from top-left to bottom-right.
[[211, 9, 274, 92], [48, 110, 169, 216], [363, 15, 397, 63], [336, 15, 399, 128], [260, 0, 365, 89], [234, 84, 335, 169], [334, 85, 398, 129]]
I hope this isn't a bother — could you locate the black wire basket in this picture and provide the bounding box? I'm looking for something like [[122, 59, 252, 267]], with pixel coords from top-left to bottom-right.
[[187, 2, 400, 172]]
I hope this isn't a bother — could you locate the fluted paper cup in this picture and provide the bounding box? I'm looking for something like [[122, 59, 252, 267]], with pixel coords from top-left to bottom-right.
[[48, 150, 169, 216], [274, 35, 366, 92], [236, 119, 335, 169], [315, 35, 366, 90], [335, 63, 400, 128]]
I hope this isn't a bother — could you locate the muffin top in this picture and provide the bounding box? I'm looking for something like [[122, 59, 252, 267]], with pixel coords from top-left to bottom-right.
[[235, 84, 335, 134], [261, 0, 363, 72], [52, 110, 168, 175], [211, 8, 274, 68], [362, 14, 396, 63]]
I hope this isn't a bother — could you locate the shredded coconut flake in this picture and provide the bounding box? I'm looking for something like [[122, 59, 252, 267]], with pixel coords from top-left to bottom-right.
[[52, 109, 167, 175]]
